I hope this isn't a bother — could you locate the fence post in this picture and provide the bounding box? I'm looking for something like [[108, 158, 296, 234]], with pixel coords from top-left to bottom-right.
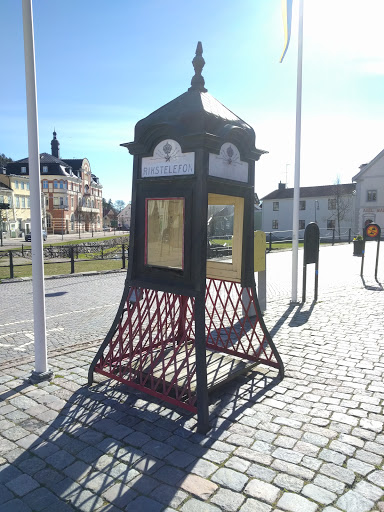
[[101, 247, 104, 260], [22, 244, 24, 257], [122, 243, 126, 269], [269, 232, 272, 252], [332, 229, 335, 246], [348, 228, 351, 244], [70, 246, 75, 274], [9, 251, 14, 279]]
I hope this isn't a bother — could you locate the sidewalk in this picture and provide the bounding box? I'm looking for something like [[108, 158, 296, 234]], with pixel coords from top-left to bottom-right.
[[1, 255, 384, 511]]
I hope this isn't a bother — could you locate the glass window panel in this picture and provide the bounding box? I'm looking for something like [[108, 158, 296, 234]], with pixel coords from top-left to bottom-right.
[[207, 204, 234, 263], [146, 198, 184, 269]]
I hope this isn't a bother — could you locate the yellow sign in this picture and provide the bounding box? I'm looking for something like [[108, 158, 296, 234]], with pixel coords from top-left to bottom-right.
[[254, 231, 266, 272]]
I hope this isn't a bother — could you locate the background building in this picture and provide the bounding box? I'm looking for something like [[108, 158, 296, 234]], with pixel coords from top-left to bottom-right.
[[4, 132, 103, 235], [352, 150, 384, 232], [261, 182, 356, 239]]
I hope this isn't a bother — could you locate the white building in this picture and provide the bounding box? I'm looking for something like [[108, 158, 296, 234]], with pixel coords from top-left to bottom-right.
[[118, 203, 131, 230], [261, 182, 356, 239], [352, 150, 384, 232]]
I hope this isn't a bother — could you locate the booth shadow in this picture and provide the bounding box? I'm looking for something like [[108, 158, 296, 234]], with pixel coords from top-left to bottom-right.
[[1, 366, 279, 511]]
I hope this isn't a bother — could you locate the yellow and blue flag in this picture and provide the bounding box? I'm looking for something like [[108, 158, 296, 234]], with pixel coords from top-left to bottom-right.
[[280, 0, 293, 62]]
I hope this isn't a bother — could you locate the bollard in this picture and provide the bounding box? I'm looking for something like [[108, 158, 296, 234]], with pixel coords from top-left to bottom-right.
[[348, 228, 351, 244], [9, 251, 14, 279], [332, 229, 335, 246], [122, 243, 126, 269], [70, 246, 75, 274], [269, 232, 272, 252]]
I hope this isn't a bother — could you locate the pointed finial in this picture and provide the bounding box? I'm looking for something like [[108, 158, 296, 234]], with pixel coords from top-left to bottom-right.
[[189, 41, 207, 92]]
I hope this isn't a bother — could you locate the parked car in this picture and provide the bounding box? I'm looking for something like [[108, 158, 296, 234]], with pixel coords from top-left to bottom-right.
[[25, 230, 47, 242]]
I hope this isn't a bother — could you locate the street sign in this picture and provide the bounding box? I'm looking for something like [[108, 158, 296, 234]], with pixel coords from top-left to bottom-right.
[[364, 223, 381, 240]]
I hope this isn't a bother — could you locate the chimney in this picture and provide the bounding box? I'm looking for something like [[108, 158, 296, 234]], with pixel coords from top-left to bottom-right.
[[278, 181, 286, 190], [359, 163, 368, 171]]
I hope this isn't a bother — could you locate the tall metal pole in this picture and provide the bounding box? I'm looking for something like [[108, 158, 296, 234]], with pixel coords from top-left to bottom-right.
[[291, 0, 304, 303], [22, 0, 52, 382]]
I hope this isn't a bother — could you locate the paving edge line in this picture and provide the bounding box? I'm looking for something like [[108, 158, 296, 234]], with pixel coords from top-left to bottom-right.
[[0, 338, 103, 371], [0, 268, 127, 284]]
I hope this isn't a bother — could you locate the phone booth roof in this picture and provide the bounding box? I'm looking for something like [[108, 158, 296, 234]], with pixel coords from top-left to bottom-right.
[[124, 42, 265, 162]]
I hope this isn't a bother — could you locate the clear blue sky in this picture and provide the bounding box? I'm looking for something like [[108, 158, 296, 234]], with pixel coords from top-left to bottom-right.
[[2, 0, 384, 203]]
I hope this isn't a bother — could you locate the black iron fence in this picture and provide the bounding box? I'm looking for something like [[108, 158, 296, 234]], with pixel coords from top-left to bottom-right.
[[0, 243, 128, 279], [266, 227, 357, 252]]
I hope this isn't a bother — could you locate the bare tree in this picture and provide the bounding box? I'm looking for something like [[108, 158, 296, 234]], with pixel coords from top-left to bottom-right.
[[328, 178, 353, 240]]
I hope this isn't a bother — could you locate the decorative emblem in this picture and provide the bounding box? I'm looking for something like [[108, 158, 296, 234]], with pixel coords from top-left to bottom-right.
[[226, 146, 234, 164], [163, 142, 172, 162]]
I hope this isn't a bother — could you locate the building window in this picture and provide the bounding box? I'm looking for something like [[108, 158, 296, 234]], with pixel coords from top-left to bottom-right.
[[327, 219, 335, 229], [27, 197, 30, 208], [273, 201, 279, 211], [21, 181, 25, 190], [299, 200, 306, 210], [16, 196, 20, 207], [71, 197, 74, 207], [43, 180, 48, 189], [54, 180, 58, 188], [367, 190, 377, 202], [21, 166, 26, 173], [53, 197, 59, 206], [60, 180, 64, 189], [42, 166, 48, 173], [46, 215, 52, 228], [15, 180, 19, 189], [328, 198, 336, 210], [21, 197, 25, 208], [299, 220, 305, 230], [272, 220, 278, 229], [45, 196, 49, 206], [26, 182, 30, 190]]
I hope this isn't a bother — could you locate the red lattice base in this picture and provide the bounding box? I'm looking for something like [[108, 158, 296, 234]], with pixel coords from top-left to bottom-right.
[[89, 279, 283, 413]]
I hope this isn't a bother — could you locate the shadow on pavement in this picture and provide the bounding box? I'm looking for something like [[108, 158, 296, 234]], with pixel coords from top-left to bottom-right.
[[1, 365, 280, 511], [361, 276, 384, 291], [288, 301, 316, 327]]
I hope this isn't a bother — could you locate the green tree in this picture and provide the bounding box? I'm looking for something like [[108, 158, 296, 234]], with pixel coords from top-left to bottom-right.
[[0, 153, 12, 168]]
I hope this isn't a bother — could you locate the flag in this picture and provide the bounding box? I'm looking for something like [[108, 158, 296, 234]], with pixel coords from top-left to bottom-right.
[[280, 0, 293, 62]]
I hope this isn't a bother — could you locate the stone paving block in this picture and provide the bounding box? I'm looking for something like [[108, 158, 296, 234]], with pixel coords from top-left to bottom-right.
[[66, 487, 105, 512], [101, 482, 137, 509], [5, 474, 39, 497], [365, 441, 384, 457], [346, 457, 375, 475], [246, 463, 276, 483], [271, 459, 314, 481], [0, 464, 23, 484], [150, 483, 188, 508], [165, 449, 196, 468], [211, 467, 248, 492], [0, 498, 33, 512], [360, 418, 383, 432], [211, 488, 246, 511], [128, 474, 159, 494], [17, 456, 46, 476], [302, 483, 337, 505], [239, 498, 272, 512], [319, 448, 346, 465], [0, 483, 13, 505], [329, 440, 356, 456], [226, 433, 254, 447], [22, 487, 58, 511], [313, 474, 345, 495], [189, 459, 218, 478], [244, 478, 280, 504], [76, 446, 104, 464], [273, 473, 304, 493], [151, 464, 186, 486], [320, 462, 355, 485], [45, 449, 75, 470], [234, 447, 272, 466], [336, 490, 374, 512], [368, 470, 384, 487], [224, 455, 250, 473], [272, 447, 304, 464], [127, 495, 164, 512], [277, 492, 318, 512], [355, 480, 384, 502], [302, 432, 329, 447], [180, 474, 218, 500]]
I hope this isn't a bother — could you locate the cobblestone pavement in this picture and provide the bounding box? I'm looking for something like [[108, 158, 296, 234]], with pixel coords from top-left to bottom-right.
[[0, 272, 126, 363], [1, 245, 384, 511]]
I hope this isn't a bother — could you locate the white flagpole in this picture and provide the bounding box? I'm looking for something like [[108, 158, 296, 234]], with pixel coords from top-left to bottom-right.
[[291, 0, 304, 303], [22, 0, 52, 382]]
